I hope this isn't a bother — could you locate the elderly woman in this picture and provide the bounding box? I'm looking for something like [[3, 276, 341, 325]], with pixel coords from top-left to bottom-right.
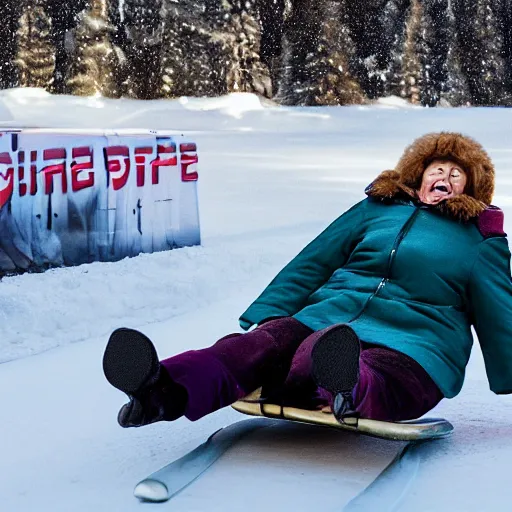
[[103, 132, 512, 428]]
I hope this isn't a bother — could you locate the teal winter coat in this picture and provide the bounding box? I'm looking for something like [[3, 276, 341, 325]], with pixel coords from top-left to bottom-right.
[[239, 194, 512, 399]]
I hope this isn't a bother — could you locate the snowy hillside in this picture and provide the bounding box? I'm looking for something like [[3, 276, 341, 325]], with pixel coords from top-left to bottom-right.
[[1, 89, 512, 511]]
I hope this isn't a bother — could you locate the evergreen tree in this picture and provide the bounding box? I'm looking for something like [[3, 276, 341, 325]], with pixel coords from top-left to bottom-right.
[[45, 0, 89, 93], [223, 1, 272, 96], [277, 0, 364, 105], [306, 1, 365, 105], [439, 1, 470, 106], [205, 0, 238, 94], [340, 0, 389, 99], [474, 0, 508, 104], [495, 0, 512, 100], [257, 0, 286, 87], [15, 0, 56, 90], [123, 0, 164, 99], [66, 0, 121, 97], [453, 0, 508, 105], [441, 44, 471, 106], [276, 0, 323, 104], [395, 0, 452, 107], [399, 0, 423, 104], [160, 0, 225, 98], [0, 0, 20, 89], [107, 0, 127, 50], [381, 0, 410, 98], [420, 0, 450, 106], [161, 0, 270, 99], [106, 0, 131, 96]]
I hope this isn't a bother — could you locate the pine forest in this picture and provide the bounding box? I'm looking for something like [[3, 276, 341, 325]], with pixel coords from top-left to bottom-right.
[[0, 0, 511, 107]]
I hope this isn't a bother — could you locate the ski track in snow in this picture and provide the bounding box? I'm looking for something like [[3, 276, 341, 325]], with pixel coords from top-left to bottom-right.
[[1, 90, 512, 511]]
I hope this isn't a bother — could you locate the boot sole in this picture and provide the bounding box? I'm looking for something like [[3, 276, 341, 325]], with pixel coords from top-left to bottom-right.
[[311, 325, 360, 395], [103, 328, 160, 395]]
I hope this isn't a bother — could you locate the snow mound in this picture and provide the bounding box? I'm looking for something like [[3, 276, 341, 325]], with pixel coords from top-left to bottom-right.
[[374, 95, 421, 109], [179, 92, 266, 118], [0, 87, 52, 99]]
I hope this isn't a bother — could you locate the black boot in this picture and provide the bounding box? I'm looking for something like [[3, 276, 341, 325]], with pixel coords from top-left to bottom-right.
[[103, 328, 188, 428], [311, 325, 361, 421]]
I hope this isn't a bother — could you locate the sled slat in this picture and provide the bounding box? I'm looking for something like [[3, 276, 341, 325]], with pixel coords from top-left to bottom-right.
[[232, 396, 453, 441]]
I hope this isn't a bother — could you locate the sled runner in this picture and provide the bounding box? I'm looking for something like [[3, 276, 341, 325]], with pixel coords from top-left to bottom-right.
[[133, 404, 452, 503], [231, 388, 453, 442], [134, 419, 270, 502]]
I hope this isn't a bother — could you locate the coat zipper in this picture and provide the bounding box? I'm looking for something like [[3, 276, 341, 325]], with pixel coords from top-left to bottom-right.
[[348, 206, 422, 323]]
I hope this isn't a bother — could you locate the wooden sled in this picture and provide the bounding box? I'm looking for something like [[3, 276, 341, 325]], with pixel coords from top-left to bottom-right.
[[232, 388, 453, 442]]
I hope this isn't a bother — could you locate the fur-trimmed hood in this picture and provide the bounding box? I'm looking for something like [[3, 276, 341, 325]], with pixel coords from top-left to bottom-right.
[[365, 132, 496, 222]]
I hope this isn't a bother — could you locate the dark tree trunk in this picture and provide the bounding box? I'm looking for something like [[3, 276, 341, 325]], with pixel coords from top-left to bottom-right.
[[277, 0, 323, 104], [123, 0, 164, 99], [382, 0, 411, 97], [420, 0, 450, 106], [0, 0, 21, 89], [497, 0, 512, 99], [45, 0, 89, 93], [453, 0, 508, 105], [340, 0, 389, 99], [257, 0, 285, 86]]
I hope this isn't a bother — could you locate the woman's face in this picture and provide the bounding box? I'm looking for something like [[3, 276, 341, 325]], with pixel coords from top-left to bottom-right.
[[417, 160, 467, 205]]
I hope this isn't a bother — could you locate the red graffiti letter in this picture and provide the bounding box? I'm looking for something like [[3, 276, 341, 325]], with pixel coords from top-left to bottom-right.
[[135, 147, 153, 187], [29, 151, 37, 196], [0, 152, 14, 209], [71, 147, 94, 192], [151, 141, 177, 185], [18, 151, 27, 197], [180, 143, 199, 182], [18, 151, 38, 197], [105, 146, 130, 191], [42, 148, 67, 194]]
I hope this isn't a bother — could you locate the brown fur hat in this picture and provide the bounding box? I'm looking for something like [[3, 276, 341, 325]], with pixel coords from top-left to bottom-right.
[[366, 132, 496, 221]]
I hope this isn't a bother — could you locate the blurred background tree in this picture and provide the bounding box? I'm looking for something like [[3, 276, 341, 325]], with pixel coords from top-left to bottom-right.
[[66, 0, 122, 97], [15, 0, 56, 90], [0, 0, 20, 89], [0, 0, 510, 106]]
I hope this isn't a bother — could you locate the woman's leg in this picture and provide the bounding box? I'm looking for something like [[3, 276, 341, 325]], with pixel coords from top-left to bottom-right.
[[162, 317, 313, 420], [103, 317, 314, 426], [280, 327, 443, 422], [352, 346, 444, 422]]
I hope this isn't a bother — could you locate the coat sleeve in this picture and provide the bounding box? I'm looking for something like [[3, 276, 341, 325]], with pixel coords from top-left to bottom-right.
[[468, 236, 512, 394], [239, 199, 368, 330]]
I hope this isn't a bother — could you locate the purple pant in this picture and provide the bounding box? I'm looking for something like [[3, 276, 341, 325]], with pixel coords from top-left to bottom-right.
[[161, 318, 443, 422]]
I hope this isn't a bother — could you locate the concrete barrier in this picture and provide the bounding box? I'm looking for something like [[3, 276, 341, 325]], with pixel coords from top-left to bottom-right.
[[0, 129, 200, 274]]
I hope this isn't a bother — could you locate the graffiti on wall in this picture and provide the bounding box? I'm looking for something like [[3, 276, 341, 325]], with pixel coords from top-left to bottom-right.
[[0, 130, 201, 274]]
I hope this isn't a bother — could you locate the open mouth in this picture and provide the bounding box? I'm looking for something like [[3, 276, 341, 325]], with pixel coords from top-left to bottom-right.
[[431, 184, 450, 194]]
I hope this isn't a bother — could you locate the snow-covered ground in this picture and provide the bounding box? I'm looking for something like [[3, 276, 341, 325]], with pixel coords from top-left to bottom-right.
[[1, 89, 512, 511]]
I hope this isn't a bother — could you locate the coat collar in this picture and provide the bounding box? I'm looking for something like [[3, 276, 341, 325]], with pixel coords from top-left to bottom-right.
[[365, 170, 488, 223]]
